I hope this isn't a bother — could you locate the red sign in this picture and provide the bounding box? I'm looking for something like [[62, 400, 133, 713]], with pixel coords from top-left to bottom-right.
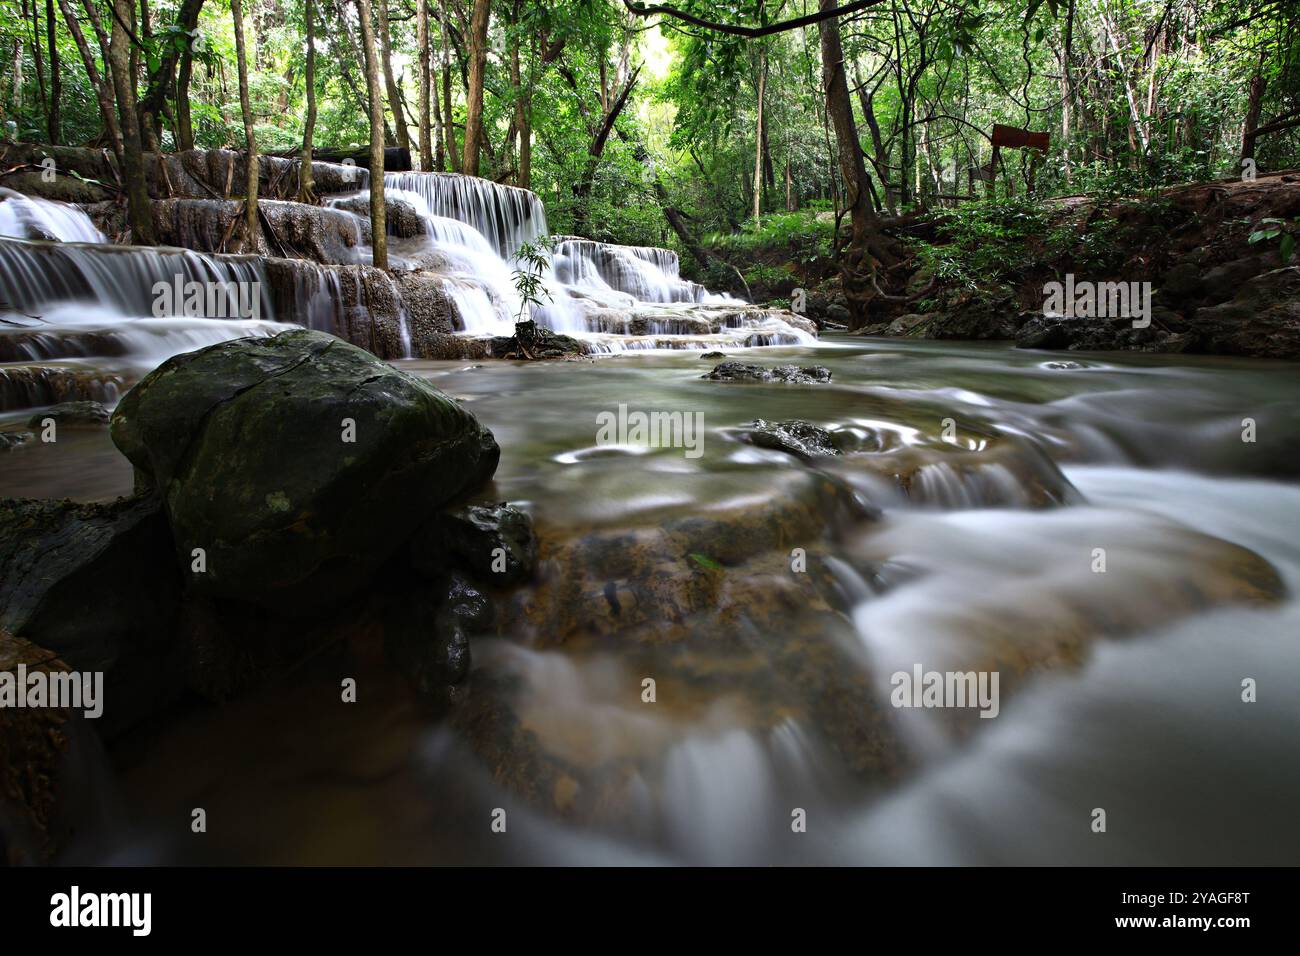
[[991, 124, 1050, 152]]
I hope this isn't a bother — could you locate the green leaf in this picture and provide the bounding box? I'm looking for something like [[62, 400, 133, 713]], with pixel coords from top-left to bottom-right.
[[689, 553, 723, 571], [1281, 233, 1296, 263]]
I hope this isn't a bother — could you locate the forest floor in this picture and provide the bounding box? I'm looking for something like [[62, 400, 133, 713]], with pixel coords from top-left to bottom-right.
[[702, 170, 1300, 359]]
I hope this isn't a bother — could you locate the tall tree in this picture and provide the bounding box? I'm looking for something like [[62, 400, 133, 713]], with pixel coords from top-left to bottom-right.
[[752, 45, 767, 228], [231, 0, 259, 249], [45, 0, 60, 143], [818, 0, 894, 312], [57, 0, 120, 156], [105, 0, 156, 243], [417, 0, 434, 169], [437, 0, 458, 170], [377, 0, 412, 153], [299, 0, 318, 201], [356, 0, 388, 268], [461, 0, 491, 175]]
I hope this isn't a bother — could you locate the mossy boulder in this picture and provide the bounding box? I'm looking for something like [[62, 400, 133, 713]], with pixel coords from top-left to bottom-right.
[[110, 329, 500, 615]]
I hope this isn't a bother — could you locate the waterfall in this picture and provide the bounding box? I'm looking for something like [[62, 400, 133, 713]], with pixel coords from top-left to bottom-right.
[[383, 172, 548, 259], [0, 238, 270, 319], [391, 194, 523, 334], [552, 238, 713, 304], [0, 238, 289, 406], [0, 187, 106, 243], [0, 166, 805, 371]]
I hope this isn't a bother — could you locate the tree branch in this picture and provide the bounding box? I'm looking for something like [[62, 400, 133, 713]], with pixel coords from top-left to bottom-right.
[[622, 0, 888, 38]]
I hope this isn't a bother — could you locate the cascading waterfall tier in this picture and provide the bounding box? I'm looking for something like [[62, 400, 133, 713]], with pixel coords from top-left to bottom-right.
[[0, 159, 815, 411], [0, 187, 107, 243], [383, 171, 548, 259], [361, 173, 810, 349], [0, 238, 271, 319], [551, 237, 714, 304], [0, 233, 291, 411]]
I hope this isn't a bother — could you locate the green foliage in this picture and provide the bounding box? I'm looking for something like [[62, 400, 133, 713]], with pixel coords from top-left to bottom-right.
[[1248, 217, 1300, 263], [511, 237, 555, 321], [704, 211, 834, 259], [3, 0, 1298, 263], [913, 197, 1055, 291]]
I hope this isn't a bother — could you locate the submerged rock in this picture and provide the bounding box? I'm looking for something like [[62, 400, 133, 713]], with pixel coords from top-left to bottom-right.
[[452, 469, 899, 822], [736, 419, 842, 460], [700, 351, 726, 359], [703, 361, 832, 384], [0, 366, 125, 413], [26, 401, 111, 429], [0, 431, 32, 452], [110, 328, 500, 615]]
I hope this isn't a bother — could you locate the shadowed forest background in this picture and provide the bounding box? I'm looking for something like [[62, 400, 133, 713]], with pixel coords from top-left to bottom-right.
[[3, 0, 1299, 317]]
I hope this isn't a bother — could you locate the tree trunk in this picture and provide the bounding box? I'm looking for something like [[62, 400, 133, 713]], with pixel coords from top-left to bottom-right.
[[1242, 70, 1266, 162], [417, 0, 433, 169], [461, 0, 490, 175], [107, 0, 155, 244], [510, 35, 531, 188], [752, 47, 766, 229], [58, 0, 120, 157], [138, 0, 205, 151], [571, 68, 640, 236], [176, 46, 194, 150], [377, 0, 411, 153], [356, 0, 388, 269], [30, 0, 49, 135], [9, 39, 22, 117], [817, 0, 893, 324], [45, 0, 60, 143], [231, 0, 259, 249], [437, 0, 458, 170], [299, 0, 318, 200]]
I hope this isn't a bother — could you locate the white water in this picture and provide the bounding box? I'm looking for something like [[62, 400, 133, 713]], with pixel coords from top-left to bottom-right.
[[383, 171, 548, 258], [0, 238, 270, 319], [354, 172, 808, 348], [0, 187, 106, 243]]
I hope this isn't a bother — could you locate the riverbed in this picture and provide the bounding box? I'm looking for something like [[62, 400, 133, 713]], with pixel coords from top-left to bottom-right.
[[4, 336, 1298, 865]]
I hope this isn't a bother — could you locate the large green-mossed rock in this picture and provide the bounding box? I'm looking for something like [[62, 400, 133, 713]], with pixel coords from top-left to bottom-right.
[[110, 329, 500, 615]]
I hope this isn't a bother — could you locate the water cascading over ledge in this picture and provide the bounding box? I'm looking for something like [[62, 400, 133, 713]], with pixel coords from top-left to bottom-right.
[[1, 151, 818, 396], [382, 171, 549, 259]]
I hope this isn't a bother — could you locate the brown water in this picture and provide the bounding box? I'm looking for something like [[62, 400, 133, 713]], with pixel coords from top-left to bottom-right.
[[5, 336, 1300, 865]]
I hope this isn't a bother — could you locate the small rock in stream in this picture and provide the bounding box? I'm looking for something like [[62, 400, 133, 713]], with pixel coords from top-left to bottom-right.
[[703, 361, 832, 384], [26, 401, 111, 429], [737, 419, 842, 460]]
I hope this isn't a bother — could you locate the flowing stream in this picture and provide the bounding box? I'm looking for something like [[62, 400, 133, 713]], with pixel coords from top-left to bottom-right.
[[4, 337, 1297, 865]]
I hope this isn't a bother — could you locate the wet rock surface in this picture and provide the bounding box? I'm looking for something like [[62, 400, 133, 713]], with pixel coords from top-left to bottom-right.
[[110, 329, 500, 615], [0, 494, 181, 736], [412, 502, 538, 586], [26, 401, 111, 429], [704, 361, 832, 384], [0, 431, 33, 452], [734, 419, 842, 460]]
